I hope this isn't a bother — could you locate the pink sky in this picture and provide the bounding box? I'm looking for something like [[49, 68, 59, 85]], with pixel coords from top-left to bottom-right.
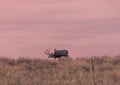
[[0, 0, 120, 58]]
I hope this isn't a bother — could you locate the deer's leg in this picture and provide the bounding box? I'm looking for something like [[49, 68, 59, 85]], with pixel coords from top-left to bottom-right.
[[58, 57, 60, 62], [67, 55, 69, 58], [65, 55, 69, 59], [54, 58, 56, 62], [66, 55, 71, 61]]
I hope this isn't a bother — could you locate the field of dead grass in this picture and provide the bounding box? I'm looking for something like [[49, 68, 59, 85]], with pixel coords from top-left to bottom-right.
[[0, 56, 120, 85]]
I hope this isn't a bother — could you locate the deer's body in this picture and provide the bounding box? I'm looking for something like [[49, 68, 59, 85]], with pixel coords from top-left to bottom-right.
[[52, 50, 69, 58], [45, 49, 69, 59]]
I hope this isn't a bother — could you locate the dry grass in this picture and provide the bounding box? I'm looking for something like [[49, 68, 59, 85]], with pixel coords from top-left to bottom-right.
[[0, 56, 120, 85]]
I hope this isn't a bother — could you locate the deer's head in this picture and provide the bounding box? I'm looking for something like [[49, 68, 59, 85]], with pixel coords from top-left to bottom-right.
[[44, 49, 54, 58]]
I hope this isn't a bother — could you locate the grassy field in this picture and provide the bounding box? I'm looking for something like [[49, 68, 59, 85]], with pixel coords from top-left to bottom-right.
[[0, 56, 120, 85]]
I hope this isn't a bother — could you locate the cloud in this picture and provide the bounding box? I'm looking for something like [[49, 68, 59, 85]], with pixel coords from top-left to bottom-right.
[[0, 0, 120, 57], [0, 0, 120, 22]]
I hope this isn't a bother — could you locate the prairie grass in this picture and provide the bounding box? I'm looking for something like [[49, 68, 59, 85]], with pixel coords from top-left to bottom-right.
[[0, 56, 120, 85]]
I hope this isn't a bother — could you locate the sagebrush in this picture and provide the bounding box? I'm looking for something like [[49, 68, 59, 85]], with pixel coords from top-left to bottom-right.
[[0, 56, 120, 85]]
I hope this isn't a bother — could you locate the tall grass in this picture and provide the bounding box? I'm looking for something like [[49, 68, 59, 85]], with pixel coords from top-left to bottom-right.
[[0, 56, 120, 85]]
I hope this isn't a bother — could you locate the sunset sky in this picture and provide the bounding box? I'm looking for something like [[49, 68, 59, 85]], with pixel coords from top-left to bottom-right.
[[0, 0, 120, 58]]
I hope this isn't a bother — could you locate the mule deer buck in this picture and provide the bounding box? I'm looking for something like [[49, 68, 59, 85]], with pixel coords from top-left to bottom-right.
[[44, 49, 69, 61]]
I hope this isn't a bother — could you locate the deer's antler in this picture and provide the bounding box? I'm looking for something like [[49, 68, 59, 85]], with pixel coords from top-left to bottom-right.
[[44, 49, 51, 55]]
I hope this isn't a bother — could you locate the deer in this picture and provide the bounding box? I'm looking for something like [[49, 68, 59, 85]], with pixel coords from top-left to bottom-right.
[[44, 49, 69, 61]]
